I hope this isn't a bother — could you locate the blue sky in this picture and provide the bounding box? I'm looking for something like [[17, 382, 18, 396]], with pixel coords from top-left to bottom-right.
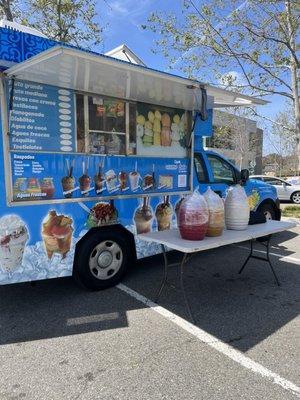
[[95, 0, 285, 155]]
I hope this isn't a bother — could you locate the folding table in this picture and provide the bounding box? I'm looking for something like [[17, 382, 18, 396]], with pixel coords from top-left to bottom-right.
[[138, 220, 297, 322]]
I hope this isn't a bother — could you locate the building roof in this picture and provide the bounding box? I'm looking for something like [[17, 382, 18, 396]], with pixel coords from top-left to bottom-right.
[[105, 44, 146, 66]]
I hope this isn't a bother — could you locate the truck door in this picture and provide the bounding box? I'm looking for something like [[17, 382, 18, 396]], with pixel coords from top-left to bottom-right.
[[194, 152, 238, 197], [206, 153, 238, 197]]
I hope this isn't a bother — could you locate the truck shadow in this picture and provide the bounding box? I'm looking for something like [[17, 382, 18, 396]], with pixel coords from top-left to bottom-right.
[[0, 230, 299, 353], [0, 278, 139, 345]]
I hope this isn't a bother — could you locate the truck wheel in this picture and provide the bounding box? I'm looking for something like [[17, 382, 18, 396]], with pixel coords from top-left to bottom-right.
[[291, 191, 300, 204], [73, 231, 130, 290], [258, 203, 276, 220]]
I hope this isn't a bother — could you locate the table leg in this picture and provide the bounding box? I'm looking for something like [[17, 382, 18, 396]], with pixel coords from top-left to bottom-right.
[[155, 244, 169, 302], [238, 235, 280, 286], [180, 253, 195, 324]]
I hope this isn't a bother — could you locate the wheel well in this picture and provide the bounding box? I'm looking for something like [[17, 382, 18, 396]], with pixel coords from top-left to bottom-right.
[[74, 224, 137, 268]]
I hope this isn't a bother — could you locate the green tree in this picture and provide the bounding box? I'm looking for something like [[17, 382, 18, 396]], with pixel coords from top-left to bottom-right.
[[144, 0, 300, 166], [0, 0, 19, 21], [23, 0, 102, 47]]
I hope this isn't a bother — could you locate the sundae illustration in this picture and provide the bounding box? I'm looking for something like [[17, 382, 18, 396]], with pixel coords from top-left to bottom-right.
[[143, 164, 155, 190], [105, 169, 119, 193], [40, 178, 55, 199], [155, 196, 173, 231], [119, 171, 129, 191], [79, 159, 92, 196], [129, 162, 141, 192], [94, 160, 106, 194], [0, 215, 29, 273], [62, 159, 76, 198], [42, 210, 73, 259], [134, 197, 153, 234], [87, 201, 118, 228]]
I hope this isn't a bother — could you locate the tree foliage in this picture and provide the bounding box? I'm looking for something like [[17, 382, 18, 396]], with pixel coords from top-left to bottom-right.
[[143, 0, 300, 135], [23, 0, 102, 47]]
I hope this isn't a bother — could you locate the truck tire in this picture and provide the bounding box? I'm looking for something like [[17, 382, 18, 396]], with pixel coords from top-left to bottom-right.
[[73, 230, 131, 290], [291, 191, 300, 204], [257, 203, 276, 221]]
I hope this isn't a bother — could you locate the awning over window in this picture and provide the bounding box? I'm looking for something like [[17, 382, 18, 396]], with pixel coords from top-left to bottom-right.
[[5, 46, 266, 110]]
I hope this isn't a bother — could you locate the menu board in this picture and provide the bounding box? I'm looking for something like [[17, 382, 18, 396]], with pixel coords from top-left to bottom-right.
[[11, 152, 190, 202], [8, 80, 76, 152]]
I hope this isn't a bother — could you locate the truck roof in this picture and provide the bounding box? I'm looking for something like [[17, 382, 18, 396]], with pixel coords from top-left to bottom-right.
[[1, 27, 267, 111]]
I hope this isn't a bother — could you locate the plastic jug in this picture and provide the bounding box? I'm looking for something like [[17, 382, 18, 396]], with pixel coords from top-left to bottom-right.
[[177, 189, 209, 240], [204, 187, 224, 237], [225, 185, 250, 230]]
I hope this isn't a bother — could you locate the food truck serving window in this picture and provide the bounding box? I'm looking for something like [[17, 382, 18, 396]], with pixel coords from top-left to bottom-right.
[[76, 93, 132, 156]]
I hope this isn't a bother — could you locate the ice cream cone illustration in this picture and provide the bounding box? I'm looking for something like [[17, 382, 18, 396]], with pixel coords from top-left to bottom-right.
[[42, 211, 73, 259], [62, 159, 75, 198], [0, 215, 28, 273], [134, 197, 153, 234], [155, 196, 173, 231]]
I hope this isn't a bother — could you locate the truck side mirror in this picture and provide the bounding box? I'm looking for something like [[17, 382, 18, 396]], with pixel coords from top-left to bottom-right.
[[240, 169, 249, 184]]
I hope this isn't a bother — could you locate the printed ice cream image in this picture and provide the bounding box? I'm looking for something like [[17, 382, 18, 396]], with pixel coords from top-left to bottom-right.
[[42, 211, 73, 259], [87, 201, 118, 228], [40, 178, 55, 199], [94, 160, 106, 194], [158, 175, 173, 189], [0, 215, 29, 273], [119, 171, 129, 191], [155, 196, 173, 231], [79, 159, 92, 197], [143, 164, 155, 191], [129, 162, 141, 192], [134, 197, 153, 234], [62, 159, 76, 198], [105, 169, 119, 193]]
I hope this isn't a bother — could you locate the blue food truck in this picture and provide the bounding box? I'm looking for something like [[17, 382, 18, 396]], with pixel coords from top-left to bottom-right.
[[0, 23, 280, 289]]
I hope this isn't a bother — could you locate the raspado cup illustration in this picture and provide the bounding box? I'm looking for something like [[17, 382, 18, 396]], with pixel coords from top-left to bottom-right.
[[61, 159, 76, 198], [155, 195, 173, 231], [94, 159, 106, 194], [42, 211, 73, 259], [79, 159, 92, 196], [0, 215, 29, 273], [87, 201, 118, 227], [134, 197, 153, 234], [129, 162, 142, 192]]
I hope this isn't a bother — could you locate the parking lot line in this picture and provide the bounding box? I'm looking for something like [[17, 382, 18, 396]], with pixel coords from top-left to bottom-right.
[[117, 283, 300, 398], [234, 245, 300, 265]]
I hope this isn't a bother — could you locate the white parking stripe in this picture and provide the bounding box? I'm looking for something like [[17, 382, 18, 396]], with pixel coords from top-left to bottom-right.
[[234, 245, 300, 265], [117, 283, 300, 398]]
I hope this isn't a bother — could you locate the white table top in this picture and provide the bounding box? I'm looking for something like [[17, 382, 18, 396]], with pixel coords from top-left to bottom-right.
[[137, 220, 297, 254]]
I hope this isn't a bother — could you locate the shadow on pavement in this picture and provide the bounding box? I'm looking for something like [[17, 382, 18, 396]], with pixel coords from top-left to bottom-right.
[[0, 277, 143, 345], [0, 231, 299, 353]]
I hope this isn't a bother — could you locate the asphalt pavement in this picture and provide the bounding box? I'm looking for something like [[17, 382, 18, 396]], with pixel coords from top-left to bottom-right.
[[0, 226, 299, 400]]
